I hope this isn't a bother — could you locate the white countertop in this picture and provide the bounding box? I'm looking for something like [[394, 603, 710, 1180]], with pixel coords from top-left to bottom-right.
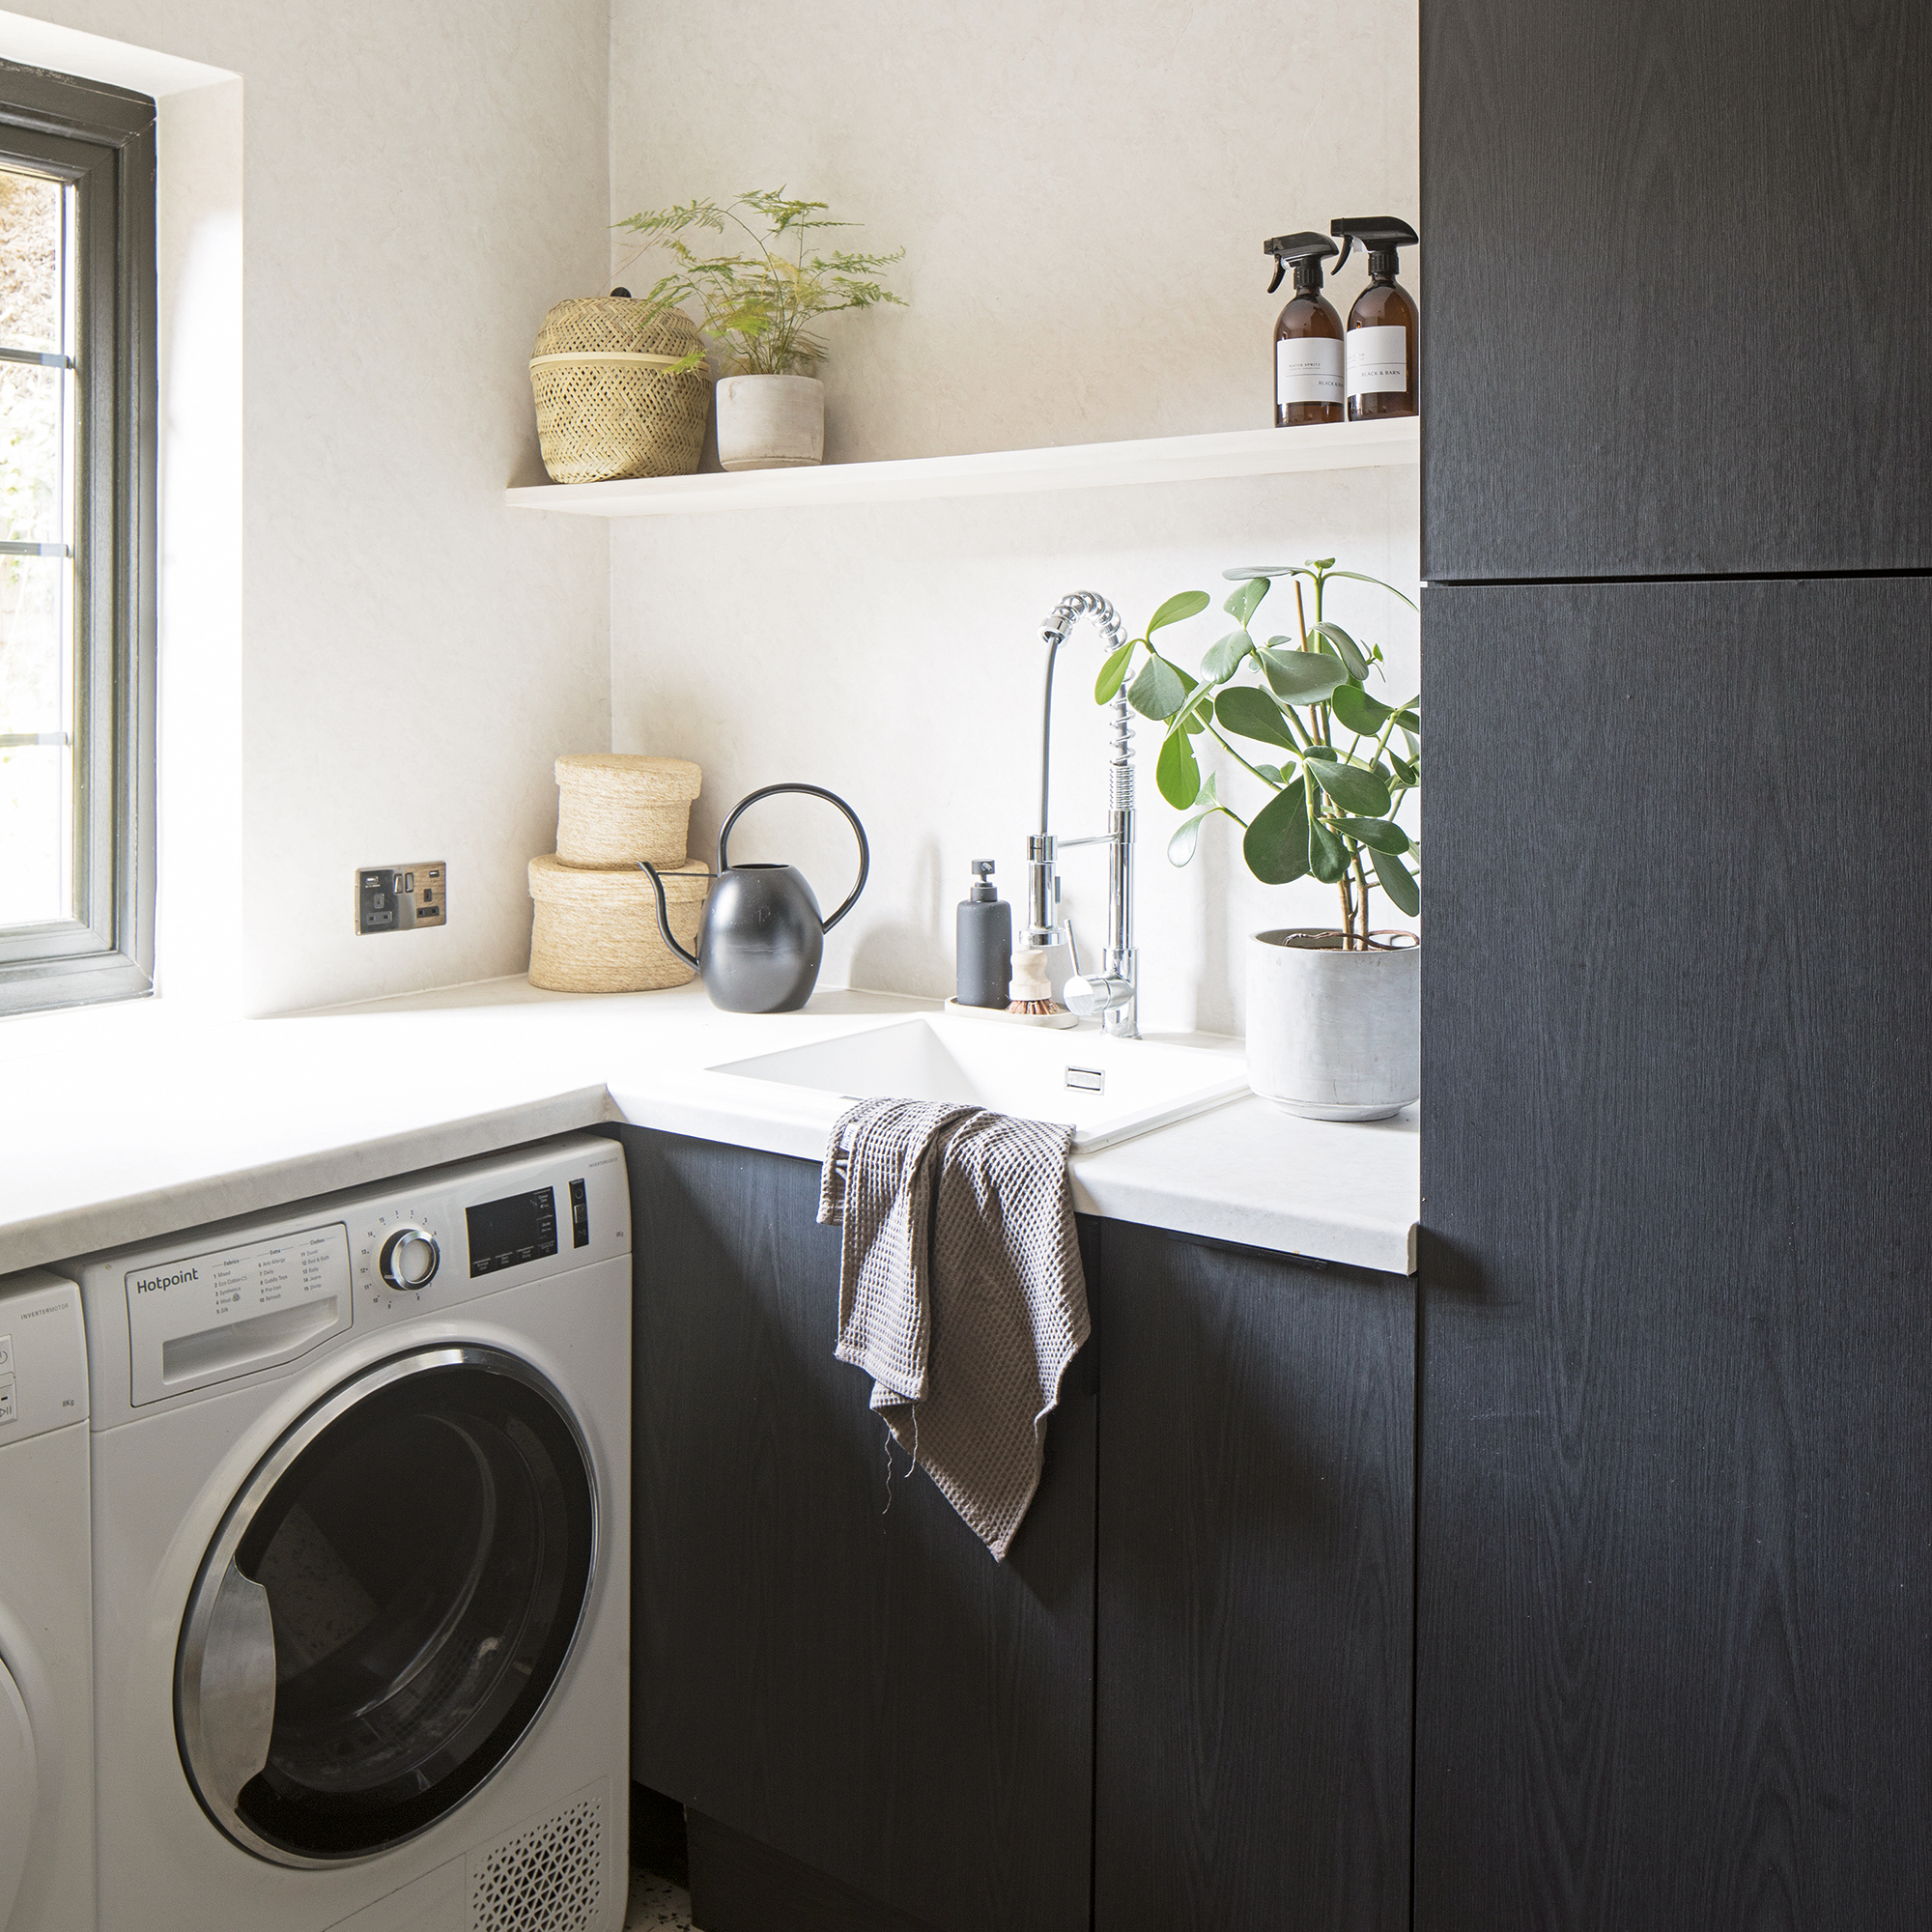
[[0, 977, 1417, 1276]]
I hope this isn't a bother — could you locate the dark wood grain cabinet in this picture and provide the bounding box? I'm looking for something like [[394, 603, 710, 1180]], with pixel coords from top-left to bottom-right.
[[610, 1128, 1417, 1931], [1094, 1224, 1414, 1932], [1417, 579, 1932, 1929], [1420, 0, 1932, 581]]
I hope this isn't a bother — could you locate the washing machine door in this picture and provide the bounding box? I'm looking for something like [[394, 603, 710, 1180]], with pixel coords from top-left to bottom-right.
[[175, 1345, 597, 1867], [0, 1658, 36, 1926]]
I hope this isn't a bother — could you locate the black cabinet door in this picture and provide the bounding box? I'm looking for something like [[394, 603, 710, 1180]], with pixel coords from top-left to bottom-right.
[[1421, 0, 1932, 581], [1094, 1224, 1414, 1932], [618, 1127, 1094, 1932], [1418, 578, 1932, 1930]]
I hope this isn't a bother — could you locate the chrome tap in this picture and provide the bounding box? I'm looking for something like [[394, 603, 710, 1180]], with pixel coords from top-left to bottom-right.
[[1026, 590, 1138, 1038]]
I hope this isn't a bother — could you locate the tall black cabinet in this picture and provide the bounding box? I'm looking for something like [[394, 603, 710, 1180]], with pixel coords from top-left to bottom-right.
[[1419, 7, 1932, 1928]]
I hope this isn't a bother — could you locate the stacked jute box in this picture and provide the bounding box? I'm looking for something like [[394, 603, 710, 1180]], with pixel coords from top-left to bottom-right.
[[527, 755, 709, 992]]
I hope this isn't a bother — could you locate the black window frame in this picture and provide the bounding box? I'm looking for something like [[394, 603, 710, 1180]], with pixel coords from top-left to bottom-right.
[[0, 57, 156, 1014]]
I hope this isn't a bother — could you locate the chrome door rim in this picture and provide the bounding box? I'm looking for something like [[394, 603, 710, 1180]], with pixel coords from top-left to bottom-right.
[[174, 1343, 599, 1868]]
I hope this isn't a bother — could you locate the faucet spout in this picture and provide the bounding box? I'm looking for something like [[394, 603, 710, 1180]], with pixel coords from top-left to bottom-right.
[[1029, 590, 1138, 1038]]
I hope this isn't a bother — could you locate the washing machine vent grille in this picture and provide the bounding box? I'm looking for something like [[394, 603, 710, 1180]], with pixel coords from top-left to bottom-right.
[[470, 1787, 604, 1932]]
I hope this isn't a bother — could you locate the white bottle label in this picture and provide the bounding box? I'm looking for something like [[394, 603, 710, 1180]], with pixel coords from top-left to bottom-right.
[[1346, 324, 1408, 398], [1276, 335, 1344, 407]]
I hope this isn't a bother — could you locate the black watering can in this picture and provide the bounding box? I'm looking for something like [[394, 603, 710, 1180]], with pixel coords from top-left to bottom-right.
[[641, 782, 869, 1013]]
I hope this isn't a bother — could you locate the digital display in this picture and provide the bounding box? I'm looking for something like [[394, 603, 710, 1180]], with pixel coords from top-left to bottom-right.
[[466, 1187, 558, 1277]]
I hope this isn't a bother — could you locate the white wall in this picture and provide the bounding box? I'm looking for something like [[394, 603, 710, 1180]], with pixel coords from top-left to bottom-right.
[[607, 0, 1420, 1037], [1, 0, 612, 1015]]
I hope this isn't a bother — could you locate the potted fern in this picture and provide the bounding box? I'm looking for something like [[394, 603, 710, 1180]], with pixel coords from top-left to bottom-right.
[[1095, 558, 1421, 1119], [614, 188, 905, 471]]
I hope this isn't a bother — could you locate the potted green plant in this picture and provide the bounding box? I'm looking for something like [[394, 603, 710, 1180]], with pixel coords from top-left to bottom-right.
[[614, 188, 906, 471], [1095, 558, 1422, 1119]]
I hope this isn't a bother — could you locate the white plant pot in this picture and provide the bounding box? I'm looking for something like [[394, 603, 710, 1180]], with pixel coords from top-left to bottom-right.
[[715, 373, 825, 471], [1245, 928, 1420, 1121]]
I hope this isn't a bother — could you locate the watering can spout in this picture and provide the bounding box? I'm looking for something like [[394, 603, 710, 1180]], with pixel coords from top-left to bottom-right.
[[639, 861, 700, 968]]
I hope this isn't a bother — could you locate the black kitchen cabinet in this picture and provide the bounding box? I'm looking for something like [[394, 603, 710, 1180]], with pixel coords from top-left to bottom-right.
[[1094, 1224, 1414, 1932], [1417, 579, 1932, 1930], [1420, 0, 1932, 582], [611, 1127, 1418, 1931], [612, 1126, 1095, 1932]]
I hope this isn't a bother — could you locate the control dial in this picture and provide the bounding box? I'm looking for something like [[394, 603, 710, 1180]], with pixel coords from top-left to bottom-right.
[[378, 1226, 440, 1292]]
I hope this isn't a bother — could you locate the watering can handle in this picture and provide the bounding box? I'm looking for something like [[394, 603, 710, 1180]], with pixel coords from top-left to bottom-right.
[[717, 783, 871, 932]]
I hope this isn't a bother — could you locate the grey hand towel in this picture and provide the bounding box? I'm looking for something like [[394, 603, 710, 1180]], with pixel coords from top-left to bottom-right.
[[818, 1097, 1090, 1560]]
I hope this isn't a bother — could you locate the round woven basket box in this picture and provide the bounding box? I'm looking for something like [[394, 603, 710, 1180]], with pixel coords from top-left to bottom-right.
[[528, 856, 711, 993], [554, 753, 702, 868], [528, 295, 712, 484]]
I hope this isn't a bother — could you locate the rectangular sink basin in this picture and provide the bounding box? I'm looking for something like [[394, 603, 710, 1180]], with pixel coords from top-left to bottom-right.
[[707, 1015, 1248, 1151]]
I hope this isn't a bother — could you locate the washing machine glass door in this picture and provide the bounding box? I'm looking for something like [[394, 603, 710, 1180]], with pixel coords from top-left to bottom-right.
[[175, 1346, 597, 1867], [0, 1657, 36, 1925]]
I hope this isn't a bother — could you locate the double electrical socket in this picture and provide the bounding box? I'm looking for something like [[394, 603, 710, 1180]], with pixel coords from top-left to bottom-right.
[[356, 863, 446, 936]]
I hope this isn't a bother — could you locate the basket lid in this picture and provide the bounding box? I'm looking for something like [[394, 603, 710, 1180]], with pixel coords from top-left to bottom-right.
[[531, 297, 706, 365], [554, 753, 702, 803], [529, 854, 712, 902]]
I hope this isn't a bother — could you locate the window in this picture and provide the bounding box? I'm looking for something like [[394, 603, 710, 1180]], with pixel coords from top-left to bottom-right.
[[0, 57, 155, 1013]]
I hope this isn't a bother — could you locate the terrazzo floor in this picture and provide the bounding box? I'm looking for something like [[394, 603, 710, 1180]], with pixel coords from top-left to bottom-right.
[[625, 1864, 696, 1929]]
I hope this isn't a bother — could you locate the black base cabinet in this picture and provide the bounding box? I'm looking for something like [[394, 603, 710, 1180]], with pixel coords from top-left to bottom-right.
[[1094, 1224, 1414, 1932], [613, 1126, 1095, 1932], [609, 1126, 1416, 1932]]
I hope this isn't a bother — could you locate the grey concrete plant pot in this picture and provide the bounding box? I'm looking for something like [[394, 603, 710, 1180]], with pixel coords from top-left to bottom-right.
[[1245, 928, 1420, 1121], [715, 373, 824, 470]]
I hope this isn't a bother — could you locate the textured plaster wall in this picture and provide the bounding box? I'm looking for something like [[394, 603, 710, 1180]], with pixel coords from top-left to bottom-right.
[[608, 0, 1421, 1036], [1, 1, 612, 1015]]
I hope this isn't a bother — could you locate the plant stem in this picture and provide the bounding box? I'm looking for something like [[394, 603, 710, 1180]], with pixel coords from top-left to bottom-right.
[[1203, 721, 1283, 789], [1353, 847, 1373, 947]]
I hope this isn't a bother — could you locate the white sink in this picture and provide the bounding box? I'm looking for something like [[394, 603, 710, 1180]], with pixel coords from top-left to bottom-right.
[[707, 1014, 1248, 1151]]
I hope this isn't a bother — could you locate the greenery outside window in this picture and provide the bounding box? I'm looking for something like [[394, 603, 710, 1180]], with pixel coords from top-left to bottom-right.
[[0, 57, 156, 1014]]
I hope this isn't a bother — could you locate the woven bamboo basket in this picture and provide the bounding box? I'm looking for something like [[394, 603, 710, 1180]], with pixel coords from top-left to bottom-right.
[[554, 753, 702, 867], [529, 297, 712, 484], [528, 855, 711, 993]]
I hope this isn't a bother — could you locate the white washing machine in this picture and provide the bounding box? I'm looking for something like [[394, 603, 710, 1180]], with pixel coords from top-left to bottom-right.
[[75, 1135, 632, 1932], [0, 1270, 93, 1932]]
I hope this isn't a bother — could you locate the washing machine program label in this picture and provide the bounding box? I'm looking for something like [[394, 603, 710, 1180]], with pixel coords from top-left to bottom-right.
[[128, 1222, 352, 1405]]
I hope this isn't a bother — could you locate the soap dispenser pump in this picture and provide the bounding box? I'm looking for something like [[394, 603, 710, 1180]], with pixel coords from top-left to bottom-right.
[[1264, 231, 1344, 426], [1330, 216, 1420, 420], [955, 860, 1012, 1009]]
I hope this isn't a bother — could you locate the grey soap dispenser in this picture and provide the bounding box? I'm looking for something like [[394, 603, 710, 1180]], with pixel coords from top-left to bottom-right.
[[955, 860, 1012, 1009]]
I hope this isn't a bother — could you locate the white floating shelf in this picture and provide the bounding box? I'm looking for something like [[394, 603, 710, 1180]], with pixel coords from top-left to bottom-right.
[[503, 417, 1419, 518]]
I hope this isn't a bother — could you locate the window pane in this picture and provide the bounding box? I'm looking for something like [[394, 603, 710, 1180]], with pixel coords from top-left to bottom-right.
[[0, 741, 68, 923], [0, 551, 72, 924], [0, 360, 64, 544], [0, 167, 63, 355]]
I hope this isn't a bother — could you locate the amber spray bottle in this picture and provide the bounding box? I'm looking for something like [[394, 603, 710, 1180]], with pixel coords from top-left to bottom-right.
[[1330, 216, 1419, 420], [1263, 232, 1344, 426]]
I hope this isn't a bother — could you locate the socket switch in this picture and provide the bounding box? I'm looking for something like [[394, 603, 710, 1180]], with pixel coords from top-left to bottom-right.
[[357, 862, 446, 936]]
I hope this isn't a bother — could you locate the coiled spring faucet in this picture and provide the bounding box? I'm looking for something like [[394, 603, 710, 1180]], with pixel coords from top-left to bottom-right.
[[1027, 589, 1138, 1038]]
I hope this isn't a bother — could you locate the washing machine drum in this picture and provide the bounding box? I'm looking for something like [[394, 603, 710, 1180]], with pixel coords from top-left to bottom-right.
[[175, 1346, 597, 1866]]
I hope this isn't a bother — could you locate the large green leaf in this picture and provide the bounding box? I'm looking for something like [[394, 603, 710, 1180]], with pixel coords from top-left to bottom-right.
[[1167, 776, 1223, 867], [1334, 815, 1409, 854], [1257, 648, 1347, 704], [1127, 655, 1193, 721], [1214, 685, 1298, 751], [1223, 577, 1269, 627], [1304, 753, 1392, 815], [1094, 639, 1136, 702], [1321, 567, 1419, 612], [1200, 630, 1252, 682], [1372, 847, 1420, 916], [1308, 816, 1350, 883], [1155, 727, 1202, 809], [1331, 682, 1395, 736], [1311, 620, 1370, 680], [1147, 590, 1209, 634], [1243, 782, 1310, 884]]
